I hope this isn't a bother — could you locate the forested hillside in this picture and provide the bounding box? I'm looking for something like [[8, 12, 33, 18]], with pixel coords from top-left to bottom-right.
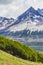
[[0, 36, 43, 63]]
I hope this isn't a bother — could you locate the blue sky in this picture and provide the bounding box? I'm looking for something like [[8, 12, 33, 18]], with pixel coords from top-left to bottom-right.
[[0, 0, 43, 18]]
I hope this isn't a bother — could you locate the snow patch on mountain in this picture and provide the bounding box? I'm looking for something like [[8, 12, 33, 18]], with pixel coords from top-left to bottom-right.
[[0, 7, 43, 34]]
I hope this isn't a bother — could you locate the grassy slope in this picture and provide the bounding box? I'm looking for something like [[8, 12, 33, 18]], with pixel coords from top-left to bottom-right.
[[0, 36, 43, 63], [0, 50, 43, 65]]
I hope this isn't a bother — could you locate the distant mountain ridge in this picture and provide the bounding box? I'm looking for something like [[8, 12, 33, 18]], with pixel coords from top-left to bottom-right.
[[0, 7, 43, 37]]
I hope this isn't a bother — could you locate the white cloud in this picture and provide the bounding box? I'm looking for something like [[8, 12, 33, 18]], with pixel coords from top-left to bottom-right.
[[0, 3, 19, 18], [0, 0, 43, 18]]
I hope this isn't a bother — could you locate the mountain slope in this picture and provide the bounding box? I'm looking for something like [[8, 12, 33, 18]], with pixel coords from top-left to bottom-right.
[[14, 7, 43, 24], [0, 7, 43, 32], [4, 7, 43, 38], [0, 17, 15, 30], [0, 7, 43, 36], [0, 36, 43, 63], [0, 50, 43, 65], [0, 7, 43, 53]]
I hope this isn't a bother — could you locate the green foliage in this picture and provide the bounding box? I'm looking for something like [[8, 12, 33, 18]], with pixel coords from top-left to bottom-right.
[[0, 50, 43, 65], [0, 36, 43, 63]]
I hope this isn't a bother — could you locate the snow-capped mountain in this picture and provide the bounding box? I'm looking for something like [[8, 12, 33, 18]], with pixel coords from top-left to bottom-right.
[[14, 7, 43, 25], [0, 7, 43, 38], [0, 17, 15, 30], [8, 7, 43, 33]]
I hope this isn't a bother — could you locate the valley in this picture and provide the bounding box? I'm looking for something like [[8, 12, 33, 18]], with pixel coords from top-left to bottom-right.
[[12, 37, 43, 52]]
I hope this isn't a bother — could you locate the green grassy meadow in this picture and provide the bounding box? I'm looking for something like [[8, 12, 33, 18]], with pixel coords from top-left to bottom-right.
[[0, 50, 43, 65]]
